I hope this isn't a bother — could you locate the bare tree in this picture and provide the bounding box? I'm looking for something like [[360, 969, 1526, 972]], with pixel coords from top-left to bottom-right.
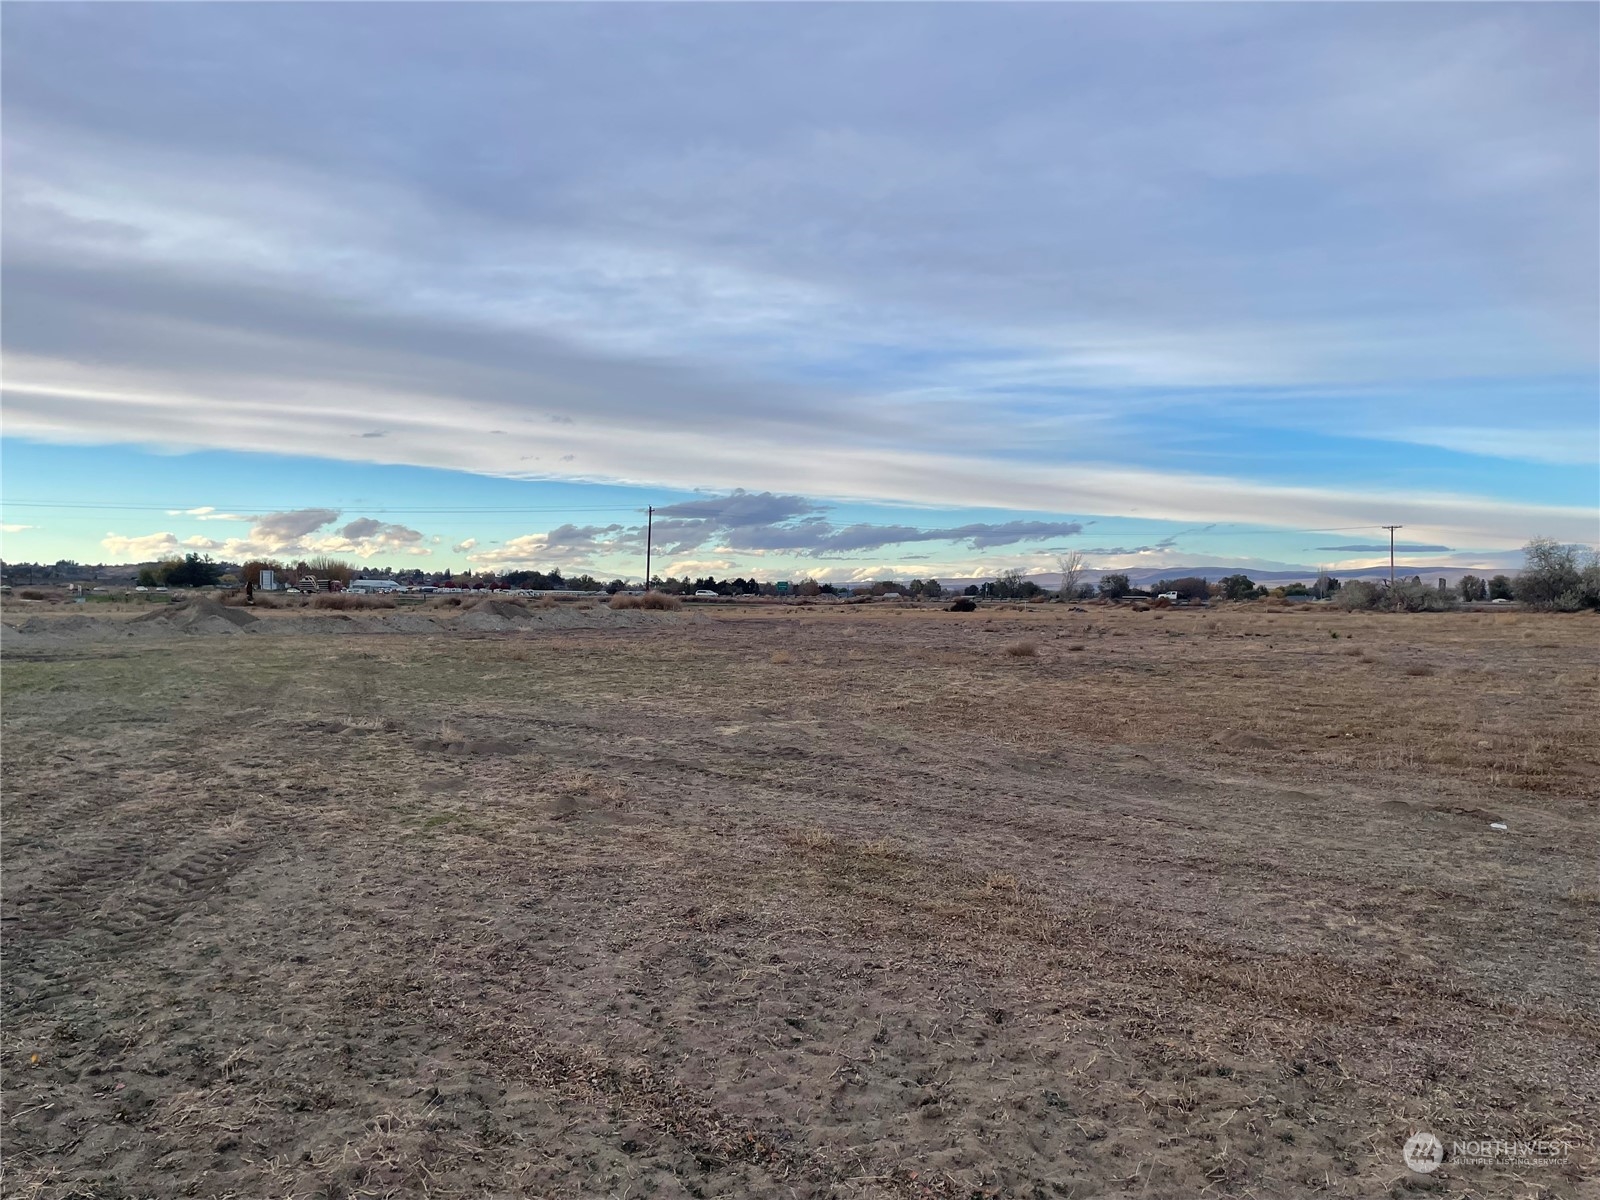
[[1056, 551, 1085, 600]]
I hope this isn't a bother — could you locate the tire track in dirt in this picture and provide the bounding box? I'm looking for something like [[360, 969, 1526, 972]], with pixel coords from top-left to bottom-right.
[[2, 833, 152, 940], [93, 832, 258, 950]]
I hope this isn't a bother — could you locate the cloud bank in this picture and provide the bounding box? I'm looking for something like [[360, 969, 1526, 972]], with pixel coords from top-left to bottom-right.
[[101, 508, 430, 563], [3, 4, 1595, 557]]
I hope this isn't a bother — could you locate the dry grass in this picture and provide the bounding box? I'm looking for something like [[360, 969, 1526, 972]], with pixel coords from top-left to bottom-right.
[[769, 649, 794, 664], [1004, 640, 1039, 657], [609, 592, 683, 611], [311, 593, 397, 610], [3, 605, 1597, 1199], [1403, 663, 1435, 676]]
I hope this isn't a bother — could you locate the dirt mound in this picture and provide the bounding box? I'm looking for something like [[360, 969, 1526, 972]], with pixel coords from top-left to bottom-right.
[[13, 615, 102, 636], [132, 598, 258, 634], [467, 599, 534, 621]]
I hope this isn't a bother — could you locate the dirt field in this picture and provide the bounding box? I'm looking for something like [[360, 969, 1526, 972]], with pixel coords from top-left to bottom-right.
[[3, 601, 1596, 1199]]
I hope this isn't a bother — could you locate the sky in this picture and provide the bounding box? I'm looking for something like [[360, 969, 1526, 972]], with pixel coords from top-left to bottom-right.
[[2, 3, 1596, 584]]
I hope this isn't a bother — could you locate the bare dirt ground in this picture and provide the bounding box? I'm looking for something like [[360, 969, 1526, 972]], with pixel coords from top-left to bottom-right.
[[2, 601, 1596, 1199]]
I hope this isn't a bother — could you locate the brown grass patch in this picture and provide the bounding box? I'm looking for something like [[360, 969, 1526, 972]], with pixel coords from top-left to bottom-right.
[[609, 592, 683, 611], [1403, 663, 1435, 676], [1004, 640, 1038, 657], [311, 593, 397, 610], [769, 649, 794, 664]]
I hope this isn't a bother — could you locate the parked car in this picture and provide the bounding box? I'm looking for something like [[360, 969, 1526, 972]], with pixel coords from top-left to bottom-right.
[[693, 590, 720, 597]]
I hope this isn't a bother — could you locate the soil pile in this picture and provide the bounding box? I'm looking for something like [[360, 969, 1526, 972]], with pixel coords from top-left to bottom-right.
[[456, 599, 537, 632], [131, 598, 258, 635]]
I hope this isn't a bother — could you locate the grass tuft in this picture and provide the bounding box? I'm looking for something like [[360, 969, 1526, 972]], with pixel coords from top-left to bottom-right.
[[609, 592, 683, 611]]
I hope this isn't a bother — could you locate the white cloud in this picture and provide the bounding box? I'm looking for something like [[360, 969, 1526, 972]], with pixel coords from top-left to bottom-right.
[[101, 531, 185, 560], [22, 361, 1588, 547], [1391, 426, 1600, 466], [1, 523, 35, 534]]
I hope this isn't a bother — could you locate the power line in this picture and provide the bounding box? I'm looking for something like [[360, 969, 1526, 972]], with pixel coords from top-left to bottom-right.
[[0, 500, 645, 514]]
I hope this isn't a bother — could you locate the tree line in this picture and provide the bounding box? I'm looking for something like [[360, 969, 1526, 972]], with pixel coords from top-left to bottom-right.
[[12, 537, 1598, 612]]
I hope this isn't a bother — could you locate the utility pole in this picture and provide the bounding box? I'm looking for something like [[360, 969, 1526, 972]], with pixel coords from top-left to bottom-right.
[[1381, 525, 1403, 586], [640, 505, 652, 595]]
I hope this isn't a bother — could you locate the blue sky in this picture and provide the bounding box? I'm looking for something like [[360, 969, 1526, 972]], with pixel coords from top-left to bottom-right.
[[2, 4, 1595, 582]]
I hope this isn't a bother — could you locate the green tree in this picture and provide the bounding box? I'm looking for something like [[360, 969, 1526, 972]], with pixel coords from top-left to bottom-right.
[[164, 554, 223, 588], [1097, 573, 1132, 599], [1218, 574, 1256, 601], [1457, 575, 1488, 602], [137, 561, 178, 587]]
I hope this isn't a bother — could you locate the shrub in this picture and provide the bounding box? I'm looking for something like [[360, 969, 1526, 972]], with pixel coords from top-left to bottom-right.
[[769, 649, 794, 664], [609, 591, 682, 611], [1513, 537, 1600, 611], [18, 589, 48, 600], [947, 597, 977, 612], [1337, 579, 1456, 612], [1004, 641, 1038, 657]]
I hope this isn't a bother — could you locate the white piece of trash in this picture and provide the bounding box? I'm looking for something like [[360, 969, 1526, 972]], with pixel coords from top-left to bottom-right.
[[1489, 822, 1508, 831]]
